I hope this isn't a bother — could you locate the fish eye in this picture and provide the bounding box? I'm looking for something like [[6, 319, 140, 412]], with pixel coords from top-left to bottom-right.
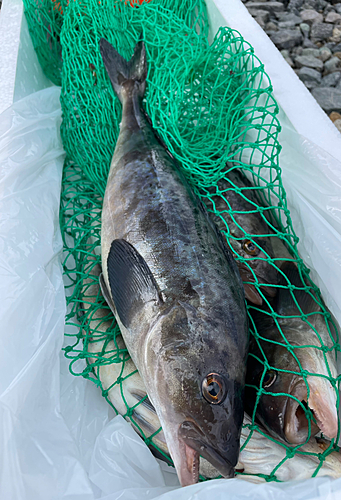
[[202, 373, 227, 404], [261, 369, 277, 389], [242, 239, 260, 256]]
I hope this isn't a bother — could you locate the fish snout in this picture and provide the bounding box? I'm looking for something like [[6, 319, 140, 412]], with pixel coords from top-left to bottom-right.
[[178, 420, 236, 480], [284, 378, 337, 444], [307, 376, 338, 441]]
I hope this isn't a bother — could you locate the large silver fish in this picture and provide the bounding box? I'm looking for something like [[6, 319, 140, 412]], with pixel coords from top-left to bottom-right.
[[245, 261, 338, 445], [81, 260, 341, 483], [202, 169, 293, 306], [99, 38, 249, 486]]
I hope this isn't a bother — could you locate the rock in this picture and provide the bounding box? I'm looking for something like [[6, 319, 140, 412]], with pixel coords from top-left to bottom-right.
[[295, 54, 324, 69], [288, 0, 305, 12], [319, 46, 332, 61], [311, 87, 341, 112], [285, 55, 295, 66], [281, 49, 291, 58], [337, 78, 341, 89], [310, 23, 334, 42], [266, 21, 279, 31], [334, 118, 341, 131], [276, 12, 303, 22], [336, 5, 341, 14], [255, 17, 266, 29], [321, 71, 341, 85], [303, 38, 318, 47], [279, 20, 301, 28], [301, 0, 317, 8], [324, 56, 341, 73], [293, 46, 304, 55], [298, 66, 323, 87], [245, 2, 284, 12], [300, 22, 311, 35], [332, 42, 341, 52], [325, 12, 341, 23], [316, 0, 328, 9], [270, 29, 303, 49], [329, 111, 341, 121], [330, 27, 341, 43], [324, 5, 336, 14], [335, 51, 341, 58], [302, 47, 321, 56], [278, 14, 302, 27], [247, 8, 270, 23], [300, 9, 323, 24]]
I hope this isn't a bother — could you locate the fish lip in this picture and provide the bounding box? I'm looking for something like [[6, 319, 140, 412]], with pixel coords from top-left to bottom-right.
[[178, 420, 235, 479], [238, 265, 277, 299], [284, 379, 320, 444], [306, 377, 338, 440]]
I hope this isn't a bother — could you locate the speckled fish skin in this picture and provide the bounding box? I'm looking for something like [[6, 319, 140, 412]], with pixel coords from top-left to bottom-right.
[[81, 265, 341, 484], [245, 262, 338, 446], [99, 39, 249, 487], [202, 169, 293, 306]]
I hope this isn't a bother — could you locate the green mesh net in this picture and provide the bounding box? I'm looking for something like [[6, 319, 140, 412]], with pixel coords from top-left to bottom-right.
[[23, 0, 341, 483]]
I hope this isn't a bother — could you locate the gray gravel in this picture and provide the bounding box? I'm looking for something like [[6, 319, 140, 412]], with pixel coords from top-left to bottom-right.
[[244, 0, 341, 132]]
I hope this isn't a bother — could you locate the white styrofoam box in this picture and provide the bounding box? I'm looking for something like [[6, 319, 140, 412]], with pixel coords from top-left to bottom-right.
[[0, 0, 52, 115], [1, 1, 341, 499]]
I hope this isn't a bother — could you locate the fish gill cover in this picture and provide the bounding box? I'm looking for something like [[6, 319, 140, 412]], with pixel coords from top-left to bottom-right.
[[23, 0, 341, 483]]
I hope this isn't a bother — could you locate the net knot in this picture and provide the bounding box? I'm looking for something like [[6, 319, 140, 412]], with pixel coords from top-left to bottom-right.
[[286, 448, 296, 459], [125, 408, 134, 418], [144, 437, 152, 447], [102, 389, 109, 398]]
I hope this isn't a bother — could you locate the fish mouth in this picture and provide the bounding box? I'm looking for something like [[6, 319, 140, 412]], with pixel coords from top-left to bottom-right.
[[284, 378, 338, 444], [238, 267, 276, 305], [178, 420, 235, 484]]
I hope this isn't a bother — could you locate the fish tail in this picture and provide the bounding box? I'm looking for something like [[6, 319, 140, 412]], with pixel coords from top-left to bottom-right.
[[100, 36, 147, 103]]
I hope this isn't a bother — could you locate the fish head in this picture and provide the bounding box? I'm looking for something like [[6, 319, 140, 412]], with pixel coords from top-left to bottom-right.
[[284, 320, 338, 443], [245, 336, 304, 443], [221, 210, 287, 306], [142, 302, 247, 486], [246, 318, 338, 445], [203, 172, 292, 306]]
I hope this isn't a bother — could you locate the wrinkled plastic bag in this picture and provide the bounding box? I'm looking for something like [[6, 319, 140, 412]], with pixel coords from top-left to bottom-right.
[[0, 87, 94, 500], [2, 86, 341, 500]]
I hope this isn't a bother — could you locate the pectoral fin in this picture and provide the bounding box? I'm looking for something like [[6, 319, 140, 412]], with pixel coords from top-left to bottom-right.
[[99, 273, 117, 315], [106, 239, 163, 328]]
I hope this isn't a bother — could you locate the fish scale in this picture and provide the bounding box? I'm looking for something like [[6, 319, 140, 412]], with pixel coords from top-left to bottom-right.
[[99, 37, 249, 486]]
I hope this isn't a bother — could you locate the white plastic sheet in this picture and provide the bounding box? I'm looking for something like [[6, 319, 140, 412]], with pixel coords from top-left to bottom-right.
[[0, 87, 93, 500], [2, 86, 341, 500]]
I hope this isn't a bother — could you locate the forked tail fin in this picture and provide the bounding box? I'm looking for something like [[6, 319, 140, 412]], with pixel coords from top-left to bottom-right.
[[99, 37, 147, 103]]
